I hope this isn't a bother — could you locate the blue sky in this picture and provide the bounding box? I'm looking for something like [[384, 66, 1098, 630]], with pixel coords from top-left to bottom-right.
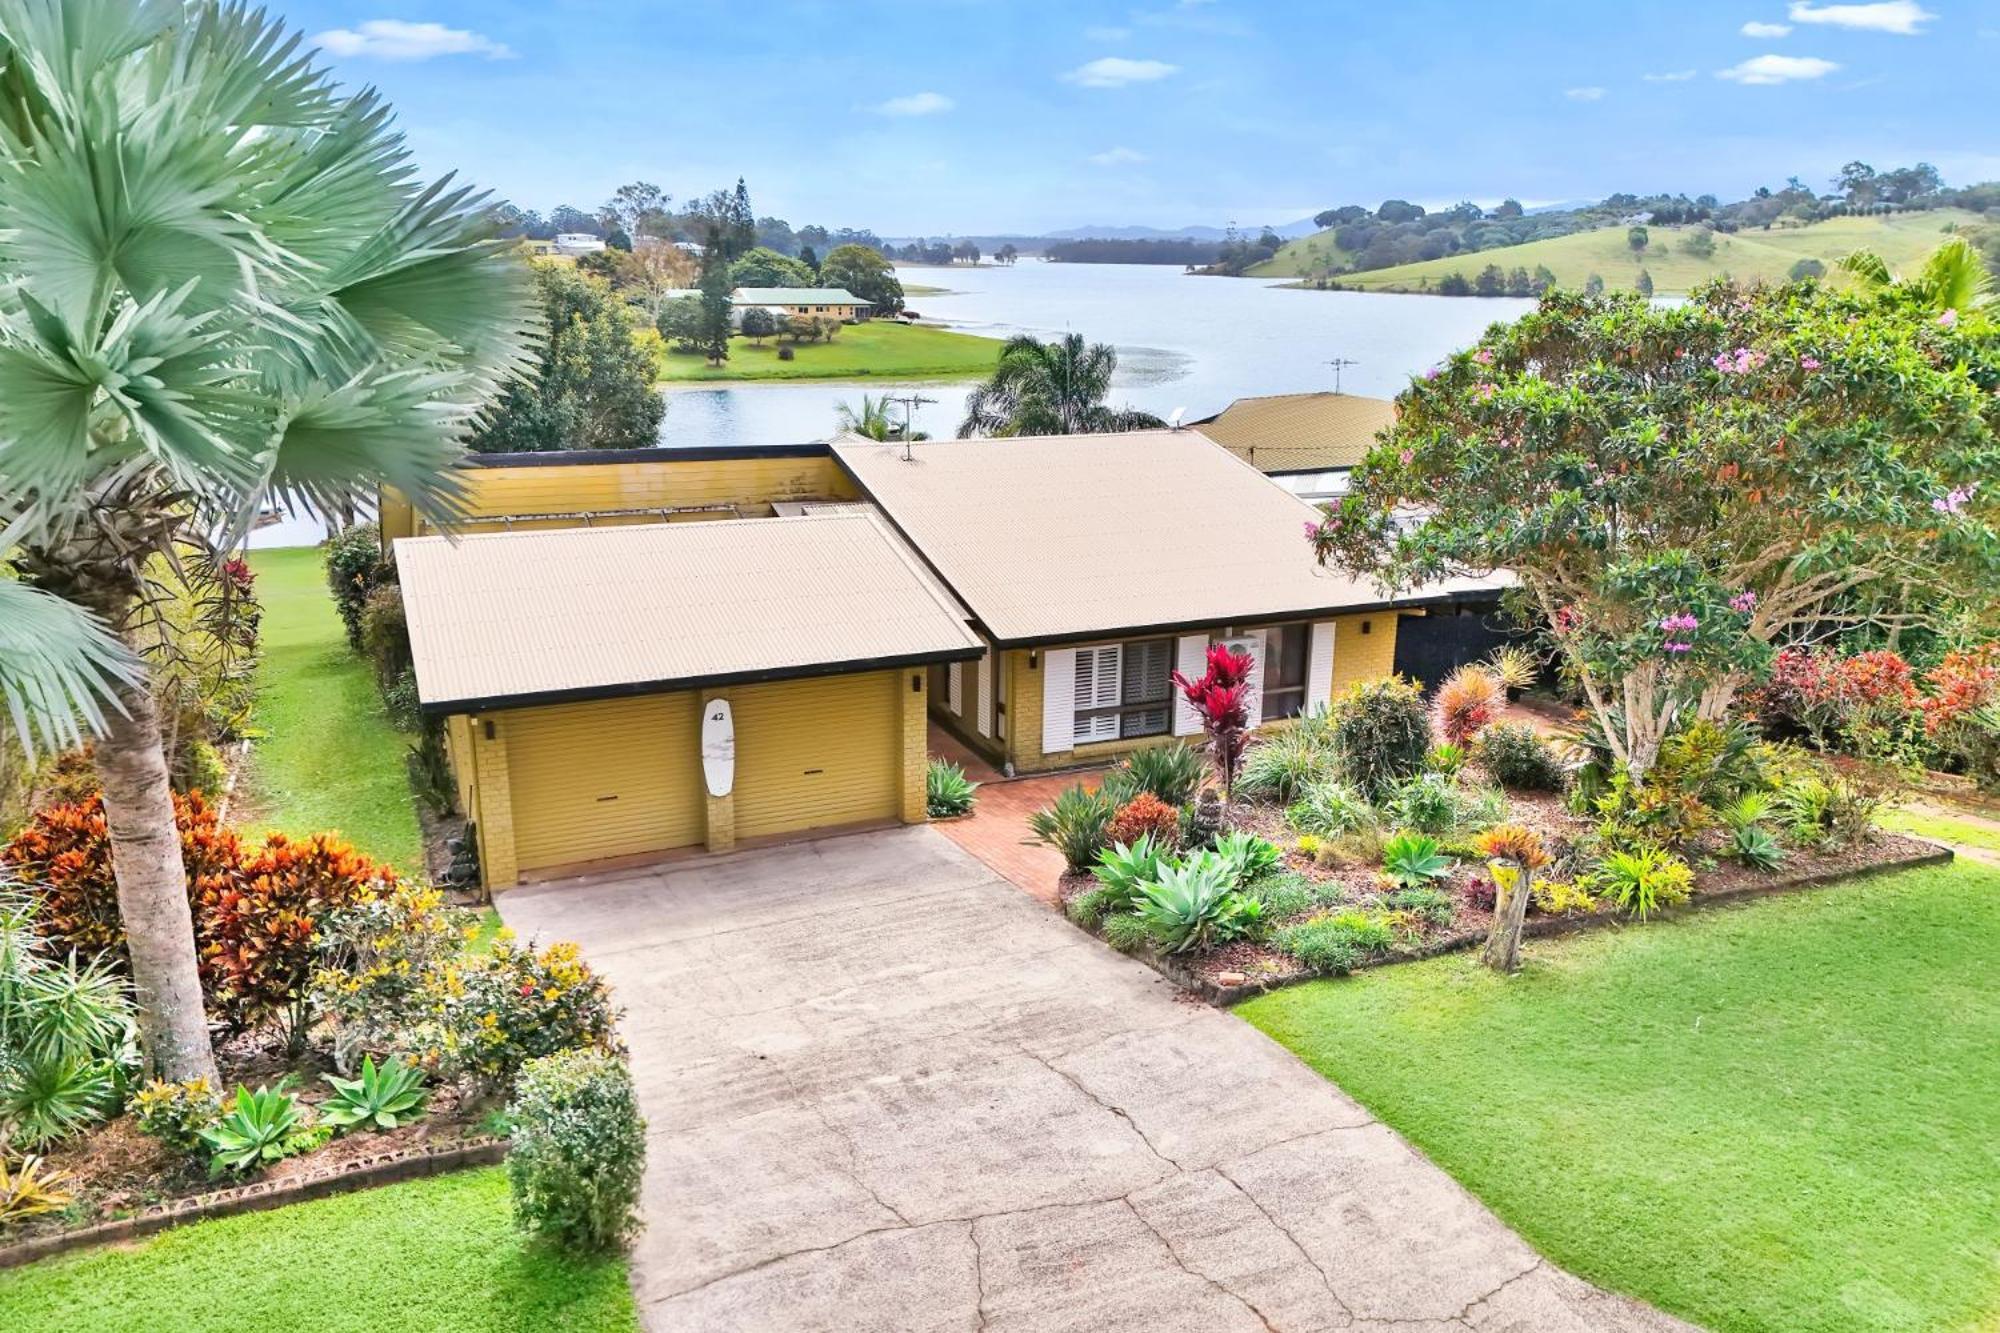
[[285, 0, 1998, 235]]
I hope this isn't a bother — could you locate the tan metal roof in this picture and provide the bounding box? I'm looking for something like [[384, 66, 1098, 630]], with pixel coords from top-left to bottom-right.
[[1192, 393, 1397, 473], [396, 513, 983, 711], [833, 430, 1491, 645]]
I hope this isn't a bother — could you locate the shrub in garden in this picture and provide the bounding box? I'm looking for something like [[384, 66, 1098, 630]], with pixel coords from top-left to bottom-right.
[[382, 670, 423, 731], [132, 1078, 222, 1157], [320, 1055, 429, 1133], [1432, 665, 1502, 745], [199, 1080, 326, 1177], [1099, 913, 1152, 953], [0, 891, 134, 1150], [0, 1052, 120, 1149], [1212, 830, 1282, 885], [203, 833, 396, 1045], [1275, 910, 1395, 974], [1235, 727, 1334, 803], [1326, 677, 1431, 797], [1586, 847, 1693, 920], [1425, 743, 1467, 779], [507, 1049, 646, 1253], [1385, 772, 1464, 836], [1242, 871, 1337, 920], [925, 760, 979, 818], [1379, 831, 1452, 891], [310, 883, 465, 1075], [1086, 834, 1169, 917], [1478, 722, 1567, 792], [359, 583, 411, 685], [1106, 792, 1179, 850], [1134, 855, 1264, 954], [1028, 784, 1119, 872], [1117, 743, 1206, 808], [1529, 879, 1597, 915], [0, 1155, 74, 1226], [431, 938, 619, 1091], [1772, 771, 1880, 849], [1923, 645, 2000, 787], [1385, 886, 1455, 925], [1461, 875, 1498, 912], [1592, 772, 1712, 849], [1285, 779, 1377, 838], [324, 522, 389, 652]]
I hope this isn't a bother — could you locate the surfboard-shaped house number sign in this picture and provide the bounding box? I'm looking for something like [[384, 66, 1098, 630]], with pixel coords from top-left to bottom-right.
[[701, 699, 735, 797]]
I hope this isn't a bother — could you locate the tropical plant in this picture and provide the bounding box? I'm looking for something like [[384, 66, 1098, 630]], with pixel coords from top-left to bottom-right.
[[1236, 726, 1334, 803], [507, 1049, 646, 1254], [1486, 644, 1540, 695], [1839, 237, 1993, 314], [1385, 772, 1464, 836], [1379, 831, 1453, 890], [1433, 665, 1502, 745], [1134, 855, 1264, 954], [957, 333, 1164, 437], [1471, 823, 1552, 871], [1285, 779, 1379, 839], [1529, 879, 1599, 915], [1326, 677, 1431, 797], [1212, 831, 1282, 886], [1311, 281, 1999, 790], [0, 1154, 73, 1226], [1171, 645, 1257, 801], [1772, 771, 1881, 849], [837, 394, 928, 443], [1117, 742, 1208, 808], [199, 1079, 320, 1177], [1425, 743, 1467, 779], [429, 938, 619, 1090], [1105, 792, 1180, 850], [1586, 847, 1695, 920], [924, 760, 978, 818], [1027, 784, 1119, 872], [0, 1051, 118, 1149], [320, 1055, 429, 1133], [1087, 834, 1170, 916], [132, 1076, 221, 1157], [1730, 824, 1787, 872], [1478, 722, 1568, 792], [0, 2, 538, 1083]]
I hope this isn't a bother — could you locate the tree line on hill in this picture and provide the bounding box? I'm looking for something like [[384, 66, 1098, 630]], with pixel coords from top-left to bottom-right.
[[886, 239, 1020, 265], [1044, 237, 1227, 265], [1226, 161, 2000, 281]]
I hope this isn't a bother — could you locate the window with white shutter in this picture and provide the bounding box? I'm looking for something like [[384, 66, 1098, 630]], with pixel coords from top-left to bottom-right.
[[1073, 639, 1174, 742], [1072, 645, 1122, 743]]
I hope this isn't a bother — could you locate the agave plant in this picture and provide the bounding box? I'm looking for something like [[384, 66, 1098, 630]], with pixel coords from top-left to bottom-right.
[[320, 1055, 428, 1133], [924, 759, 978, 818], [0, 1, 538, 1082], [199, 1079, 317, 1177], [1378, 831, 1453, 891], [1134, 855, 1263, 954], [1211, 830, 1282, 886], [1088, 833, 1169, 914]]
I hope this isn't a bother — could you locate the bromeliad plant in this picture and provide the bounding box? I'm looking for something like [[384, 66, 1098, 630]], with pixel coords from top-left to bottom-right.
[[320, 1055, 429, 1133], [1171, 644, 1257, 801]]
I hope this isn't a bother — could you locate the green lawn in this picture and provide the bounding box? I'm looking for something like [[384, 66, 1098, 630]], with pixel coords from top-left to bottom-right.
[[241, 546, 422, 872], [655, 318, 1000, 382], [1878, 805, 2000, 856], [1238, 862, 2000, 1333], [1253, 209, 1984, 296], [0, 1167, 637, 1332]]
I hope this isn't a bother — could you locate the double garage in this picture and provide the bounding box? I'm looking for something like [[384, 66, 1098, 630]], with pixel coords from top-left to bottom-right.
[[398, 513, 982, 890]]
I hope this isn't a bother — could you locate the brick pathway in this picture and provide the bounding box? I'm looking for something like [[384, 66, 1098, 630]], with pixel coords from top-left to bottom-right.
[[932, 767, 1106, 906]]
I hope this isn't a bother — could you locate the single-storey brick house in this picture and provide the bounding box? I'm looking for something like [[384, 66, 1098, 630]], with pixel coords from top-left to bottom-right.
[[387, 431, 1499, 889]]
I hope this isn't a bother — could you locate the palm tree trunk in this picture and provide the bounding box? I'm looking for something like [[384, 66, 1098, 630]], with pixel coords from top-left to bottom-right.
[[91, 672, 219, 1082]]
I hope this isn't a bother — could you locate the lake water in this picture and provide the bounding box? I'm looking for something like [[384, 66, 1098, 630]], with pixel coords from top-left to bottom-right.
[[658, 264, 1533, 448]]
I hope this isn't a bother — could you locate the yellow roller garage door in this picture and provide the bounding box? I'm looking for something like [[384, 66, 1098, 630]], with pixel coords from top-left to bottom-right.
[[506, 694, 704, 873], [732, 671, 901, 840]]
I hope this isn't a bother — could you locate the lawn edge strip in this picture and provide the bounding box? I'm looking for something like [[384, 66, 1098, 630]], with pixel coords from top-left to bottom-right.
[[0, 1136, 508, 1271]]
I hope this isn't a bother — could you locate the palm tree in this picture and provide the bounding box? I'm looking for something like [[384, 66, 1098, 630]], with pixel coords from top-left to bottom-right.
[[834, 394, 927, 442], [957, 333, 1165, 437], [0, 0, 537, 1080], [1839, 237, 1994, 313]]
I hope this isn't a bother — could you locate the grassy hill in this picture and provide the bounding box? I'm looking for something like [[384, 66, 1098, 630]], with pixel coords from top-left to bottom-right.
[[1251, 210, 1984, 296]]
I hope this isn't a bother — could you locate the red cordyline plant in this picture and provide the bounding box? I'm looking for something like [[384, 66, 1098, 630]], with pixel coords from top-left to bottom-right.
[[1172, 643, 1256, 799]]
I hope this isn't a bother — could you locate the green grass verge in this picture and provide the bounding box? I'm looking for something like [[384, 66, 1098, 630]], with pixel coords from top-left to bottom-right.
[[1877, 806, 2000, 856], [241, 547, 422, 873], [655, 318, 1000, 382], [0, 1167, 637, 1332], [1252, 209, 1983, 295], [1238, 862, 2000, 1333]]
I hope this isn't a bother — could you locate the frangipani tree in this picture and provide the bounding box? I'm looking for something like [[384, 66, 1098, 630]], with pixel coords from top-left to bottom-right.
[[0, 0, 537, 1079], [1310, 278, 1999, 784]]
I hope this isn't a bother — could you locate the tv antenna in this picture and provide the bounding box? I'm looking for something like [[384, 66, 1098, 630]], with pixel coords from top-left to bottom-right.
[[884, 392, 936, 460], [1326, 357, 1359, 395]]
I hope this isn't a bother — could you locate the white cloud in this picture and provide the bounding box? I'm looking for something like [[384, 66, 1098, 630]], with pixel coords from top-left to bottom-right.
[[1716, 53, 1842, 82], [313, 19, 513, 61], [1565, 86, 1607, 100], [1087, 146, 1149, 166], [1063, 56, 1179, 88], [1786, 1, 1935, 34], [873, 91, 954, 116], [1643, 69, 1699, 81], [1083, 24, 1132, 40], [1741, 20, 1794, 36]]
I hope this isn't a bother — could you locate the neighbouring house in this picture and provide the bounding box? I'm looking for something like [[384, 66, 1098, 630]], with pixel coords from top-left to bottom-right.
[[551, 232, 607, 256], [1191, 391, 1398, 501], [1194, 392, 1527, 688], [657, 286, 874, 329], [387, 431, 1503, 890]]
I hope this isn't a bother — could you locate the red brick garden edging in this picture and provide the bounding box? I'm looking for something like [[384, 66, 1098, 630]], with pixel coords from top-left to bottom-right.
[[0, 1135, 508, 1271]]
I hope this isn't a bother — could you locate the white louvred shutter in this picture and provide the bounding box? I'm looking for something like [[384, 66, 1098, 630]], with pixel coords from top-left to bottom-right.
[[946, 660, 963, 714], [1041, 648, 1076, 754], [1073, 645, 1122, 744], [1306, 621, 1336, 715], [974, 651, 993, 738], [1172, 635, 1209, 736], [1219, 635, 1263, 725]]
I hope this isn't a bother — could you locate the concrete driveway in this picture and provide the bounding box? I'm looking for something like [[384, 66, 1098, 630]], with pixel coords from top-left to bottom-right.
[[500, 826, 1691, 1333]]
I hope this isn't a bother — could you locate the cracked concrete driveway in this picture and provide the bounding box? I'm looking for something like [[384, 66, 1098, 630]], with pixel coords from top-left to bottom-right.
[[500, 826, 1694, 1333]]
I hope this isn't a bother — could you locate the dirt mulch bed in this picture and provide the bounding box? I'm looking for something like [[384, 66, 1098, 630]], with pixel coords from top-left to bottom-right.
[[1059, 796, 1954, 1005]]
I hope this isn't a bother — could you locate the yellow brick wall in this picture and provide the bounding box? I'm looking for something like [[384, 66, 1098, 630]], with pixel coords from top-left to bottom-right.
[[465, 719, 519, 890], [900, 669, 928, 823], [1331, 612, 1401, 694]]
